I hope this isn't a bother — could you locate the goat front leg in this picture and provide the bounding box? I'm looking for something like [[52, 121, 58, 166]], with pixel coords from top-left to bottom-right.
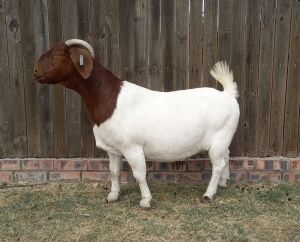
[[107, 152, 122, 202], [124, 148, 152, 208]]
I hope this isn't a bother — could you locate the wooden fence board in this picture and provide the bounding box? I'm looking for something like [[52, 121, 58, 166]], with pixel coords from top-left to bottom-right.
[[0, 0, 11, 157], [283, 0, 300, 156], [133, 0, 149, 87], [48, 0, 67, 158], [202, 0, 217, 88], [217, 0, 233, 92], [148, 0, 162, 91], [90, 0, 109, 158], [61, 0, 81, 158], [174, 0, 189, 90], [269, 0, 292, 156], [106, 1, 120, 77], [243, 0, 261, 156], [20, 0, 53, 157], [229, 0, 247, 156], [119, 0, 135, 82], [256, 0, 276, 157], [189, 0, 203, 89], [33, 0, 54, 157], [1, 0, 27, 157], [161, 0, 176, 91], [77, 0, 94, 158]]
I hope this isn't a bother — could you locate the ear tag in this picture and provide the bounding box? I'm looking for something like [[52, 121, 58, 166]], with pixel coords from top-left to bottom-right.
[[79, 55, 84, 66]]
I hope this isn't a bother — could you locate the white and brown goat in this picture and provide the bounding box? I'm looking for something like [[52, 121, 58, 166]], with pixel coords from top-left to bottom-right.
[[33, 39, 240, 208]]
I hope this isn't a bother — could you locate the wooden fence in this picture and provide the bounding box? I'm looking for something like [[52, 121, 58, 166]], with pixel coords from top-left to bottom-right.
[[0, 0, 299, 159]]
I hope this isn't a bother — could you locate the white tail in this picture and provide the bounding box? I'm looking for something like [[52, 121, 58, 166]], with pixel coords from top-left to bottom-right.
[[210, 61, 239, 98]]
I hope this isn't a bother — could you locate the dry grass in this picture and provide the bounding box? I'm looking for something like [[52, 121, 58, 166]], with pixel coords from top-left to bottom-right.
[[0, 181, 299, 242]]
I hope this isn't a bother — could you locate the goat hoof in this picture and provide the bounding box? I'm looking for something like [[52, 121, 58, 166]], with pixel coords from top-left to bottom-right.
[[140, 198, 151, 209], [107, 192, 119, 203], [202, 195, 212, 203], [218, 177, 228, 188]]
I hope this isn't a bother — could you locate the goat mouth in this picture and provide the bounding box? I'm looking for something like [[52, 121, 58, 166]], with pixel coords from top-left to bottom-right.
[[33, 75, 46, 83]]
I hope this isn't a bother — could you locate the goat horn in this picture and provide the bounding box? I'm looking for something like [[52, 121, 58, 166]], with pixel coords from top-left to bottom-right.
[[65, 39, 95, 58]]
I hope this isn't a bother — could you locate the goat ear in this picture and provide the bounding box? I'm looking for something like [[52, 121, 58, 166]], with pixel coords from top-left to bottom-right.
[[69, 47, 93, 79]]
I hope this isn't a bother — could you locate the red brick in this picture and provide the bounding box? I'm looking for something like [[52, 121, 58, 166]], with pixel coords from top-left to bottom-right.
[[0, 160, 20, 170], [21, 160, 53, 170], [248, 171, 281, 182], [229, 160, 245, 170], [229, 171, 247, 181], [121, 161, 153, 172], [291, 160, 300, 171], [153, 161, 186, 171], [283, 172, 300, 182], [53, 160, 87, 171], [273, 160, 289, 171], [244, 160, 255, 170], [148, 172, 211, 182], [14, 172, 47, 183], [49, 171, 81, 181], [82, 171, 110, 181], [86, 159, 109, 171], [186, 160, 206, 171], [120, 172, 134, 183], [254, 160, 266, 170], [0, 171, 13, 182]]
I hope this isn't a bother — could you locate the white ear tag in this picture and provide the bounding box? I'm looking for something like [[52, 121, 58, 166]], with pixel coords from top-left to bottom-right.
[[79, 54, 84, 66]]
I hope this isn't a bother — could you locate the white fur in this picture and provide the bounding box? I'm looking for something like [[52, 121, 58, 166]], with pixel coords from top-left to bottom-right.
[[94, 61, 240, 207]]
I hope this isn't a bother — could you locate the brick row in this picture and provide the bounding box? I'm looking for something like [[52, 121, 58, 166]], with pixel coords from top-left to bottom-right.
[[0, 171, 299, 184]]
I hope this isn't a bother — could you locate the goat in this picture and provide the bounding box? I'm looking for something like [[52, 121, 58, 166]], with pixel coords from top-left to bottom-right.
[[33, 39, 240, 208]]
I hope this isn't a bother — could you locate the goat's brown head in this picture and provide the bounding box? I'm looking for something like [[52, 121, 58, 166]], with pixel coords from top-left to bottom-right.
[[33, 39, 94, 84]]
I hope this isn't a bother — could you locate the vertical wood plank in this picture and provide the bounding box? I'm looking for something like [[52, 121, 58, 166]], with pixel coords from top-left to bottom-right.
[[48, 0, 67, 158], [106, 1, 120, 77], [90, 0, 108, 158], [21, 0, 54, 158], [1, 0, 27, 157], [148, 0, 162, 91], [175, 0, 189, 90], [133, 0, 149, 87], [269, 0, 292, 156], [243, 0, 261, 156], [256, 0, 276, 156], [283, 0, 300, 157], [61, 0, 81, 158], [229, 0, 247, 156], [189, 0, 203, 89], [33, 0, 54, 157], [0, 0, 11, 157], [218, 0, 233, 66], [119, 0, 135, 82], [161, 0, 176, 91], [202, 0, 218, 88], [77, 0, 94, 158], [217, 0, 233, 91]]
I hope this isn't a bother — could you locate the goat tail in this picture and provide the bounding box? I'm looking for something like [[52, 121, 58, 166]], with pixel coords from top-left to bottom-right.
[[210, 61, 239, 98]]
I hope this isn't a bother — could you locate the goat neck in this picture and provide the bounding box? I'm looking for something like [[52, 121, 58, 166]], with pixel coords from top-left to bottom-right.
[[62, 61, 122, 126]]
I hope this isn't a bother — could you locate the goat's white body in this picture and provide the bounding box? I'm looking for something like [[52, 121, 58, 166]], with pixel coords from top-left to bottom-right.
[[93, 82, 239, 162], [93, 61, 239, 206]]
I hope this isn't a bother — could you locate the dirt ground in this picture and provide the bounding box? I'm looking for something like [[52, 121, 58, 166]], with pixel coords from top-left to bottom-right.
[[0, 181, 299, 242]]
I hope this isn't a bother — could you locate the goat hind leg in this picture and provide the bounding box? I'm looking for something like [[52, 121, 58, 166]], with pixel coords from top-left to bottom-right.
[[218, 149, 230, 187]]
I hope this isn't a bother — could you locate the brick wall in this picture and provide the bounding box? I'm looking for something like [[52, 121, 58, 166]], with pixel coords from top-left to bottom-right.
[[0, 158, 299, 184]]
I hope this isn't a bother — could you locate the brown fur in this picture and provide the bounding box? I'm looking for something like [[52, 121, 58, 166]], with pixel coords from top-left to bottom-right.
[[33, 42, 122, 126]]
